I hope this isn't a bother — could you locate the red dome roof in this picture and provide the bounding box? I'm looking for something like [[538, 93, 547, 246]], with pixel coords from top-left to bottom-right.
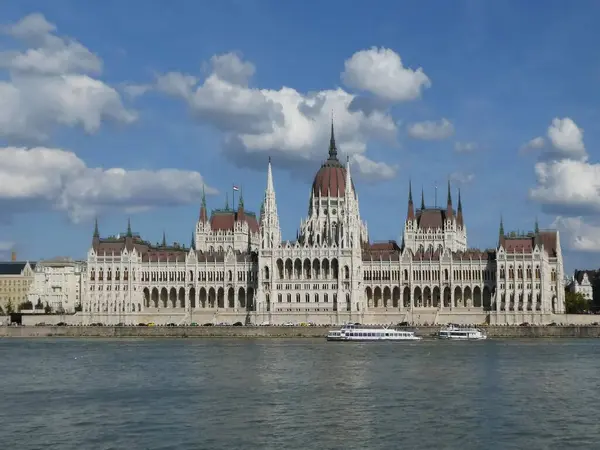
[[311, 120, 354, 197], [312, 161, 347, 196]]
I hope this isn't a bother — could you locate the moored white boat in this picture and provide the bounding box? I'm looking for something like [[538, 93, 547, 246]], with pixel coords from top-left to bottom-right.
[[438, 324, 487, 340], [327, 324, 421, 342]]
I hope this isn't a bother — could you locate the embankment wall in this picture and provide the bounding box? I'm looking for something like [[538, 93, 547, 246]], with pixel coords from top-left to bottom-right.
[[2, 325, 600, 338]]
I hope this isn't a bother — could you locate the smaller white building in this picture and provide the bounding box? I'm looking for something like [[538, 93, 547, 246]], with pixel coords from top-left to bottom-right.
[[27, 258, 86, 313], [568, 270, 595, 301]]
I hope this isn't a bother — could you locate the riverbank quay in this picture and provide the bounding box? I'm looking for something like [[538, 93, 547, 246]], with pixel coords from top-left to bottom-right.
[[2, 325, 600, 339]]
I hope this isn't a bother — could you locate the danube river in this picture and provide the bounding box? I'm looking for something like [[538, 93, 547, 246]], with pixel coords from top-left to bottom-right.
[[1, 338, 599, 449]]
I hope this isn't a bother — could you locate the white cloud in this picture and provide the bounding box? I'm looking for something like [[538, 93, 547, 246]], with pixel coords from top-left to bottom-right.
[[454, 141, 478, 153], [520, 136, 545, 152], [547, 118, 586, 160], [341, 47, 431, 102], [552, 216, 600, 252], [136, 51, 401, 178], [407, 118, 454, 140], [449, 172, 475, 184], [530, 159, 600, 214], [0, 13, 135, 140], [0, 146, 217, 223], [350, 154, 398, 181], [529, 118, 597, 217], [523, 117, 586, 161]]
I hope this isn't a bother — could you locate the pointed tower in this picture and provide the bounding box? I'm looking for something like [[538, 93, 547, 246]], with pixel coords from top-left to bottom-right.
[[420, 188, 425, 210], [92, 217, 100, 249], [446, 180, 454, 220], [260, 156, 281, 249], [190, 232, 196, 250], [456, 189, 463, 227], [407, 180, 415, 221], [498, 216, 505, 248], [237, 187, 245, 221], [199, 186, 208, 223], [126, 218, 133, 238], [328, 119, 338, 161], [162, 231, 167, 247]]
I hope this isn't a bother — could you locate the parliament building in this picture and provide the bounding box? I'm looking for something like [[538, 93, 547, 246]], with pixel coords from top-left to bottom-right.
[[83, 125, 565, 325]]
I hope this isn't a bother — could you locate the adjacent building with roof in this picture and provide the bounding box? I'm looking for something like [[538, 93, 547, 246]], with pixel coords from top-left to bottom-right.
[[27, 258, 86, 313], [83, 123, 565, 325], [0, 258, 36, 314], [567, 270, 596, 302]]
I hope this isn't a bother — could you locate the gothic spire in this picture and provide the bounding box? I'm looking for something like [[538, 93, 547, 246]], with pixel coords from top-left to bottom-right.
[[499, 216, 504, 237], [239, 186, 244, 208], [421, 187, 425, 210], [126, 217, 132, 238], [456, 189, 463, 227], [191, 232, 196, 250], [93, 217, 99, 238], [162, 231, 167, 247], [328, 118, 338, 161], [446, 180, 454, 219], [535, 216, 539, 234], [267, 156, 274, 193], [407, 180, 415, 221], [199, 185, 208, 223], [225, 192, 229, 210]]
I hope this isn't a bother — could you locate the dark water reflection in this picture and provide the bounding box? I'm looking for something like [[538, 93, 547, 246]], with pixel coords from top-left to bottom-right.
[[0, 338, 598, 449]]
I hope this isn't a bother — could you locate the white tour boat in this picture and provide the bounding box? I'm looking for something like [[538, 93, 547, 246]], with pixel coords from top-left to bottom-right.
[[438, 324, 487, 340], [327, 324, 422, 342]]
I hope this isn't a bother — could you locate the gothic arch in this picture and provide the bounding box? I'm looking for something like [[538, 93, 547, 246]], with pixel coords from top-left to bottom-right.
[[217, 287, 225, 308], [228, 287, 235, 308], [189, 287, 196, 309], [374, 286, 382, 308], [238, 287, 246, 308], [392, 286, 400, 308], [413, 286, 422, 307], [403, 286, 411, 307], [463, 286, 472, 308], [432, 286, 440, 308], [208, 287, 216, 308], [143, 288, 150, 308], [160, 287, 168, 307], [366, 286, 373, 308], [453, 286, 462, 307], [169, 287, 177, 308], [443, 286, 451, 307], [383, 286, 391, 308], [151, 288, 159, 307], [473, 286, 482, 308], [423, 286, 432, 307]]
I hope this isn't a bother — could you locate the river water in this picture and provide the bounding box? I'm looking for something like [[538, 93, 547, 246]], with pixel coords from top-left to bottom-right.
[[0, 338, 598, 450]]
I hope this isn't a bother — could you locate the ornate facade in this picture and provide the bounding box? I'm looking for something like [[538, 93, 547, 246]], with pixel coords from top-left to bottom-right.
[[83, 124, 565, 325]]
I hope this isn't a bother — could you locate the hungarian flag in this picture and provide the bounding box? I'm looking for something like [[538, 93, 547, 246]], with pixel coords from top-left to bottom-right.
[[233, 185, 239, 191]]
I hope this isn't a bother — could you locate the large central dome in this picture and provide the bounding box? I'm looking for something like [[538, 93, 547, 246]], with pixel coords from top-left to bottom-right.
[[311, 123, 349, 197]]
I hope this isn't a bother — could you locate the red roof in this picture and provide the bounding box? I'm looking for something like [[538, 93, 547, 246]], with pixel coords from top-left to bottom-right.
[[209, 210, 259, 232]]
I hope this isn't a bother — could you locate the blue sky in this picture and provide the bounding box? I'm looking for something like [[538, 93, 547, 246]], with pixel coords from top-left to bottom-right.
[[1, 0, 600, 273]]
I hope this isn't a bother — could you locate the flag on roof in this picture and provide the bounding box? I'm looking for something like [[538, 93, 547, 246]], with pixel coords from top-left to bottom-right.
[[233, 185, 239, 191]]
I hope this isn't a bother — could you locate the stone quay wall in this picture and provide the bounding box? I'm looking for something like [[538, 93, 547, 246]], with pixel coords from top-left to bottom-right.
[[2, 325, 600, 339]]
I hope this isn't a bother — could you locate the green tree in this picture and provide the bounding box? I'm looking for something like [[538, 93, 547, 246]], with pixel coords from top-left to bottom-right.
[[44, 304, 53, 314], [565, 291, 592, 314], [5, 300, 14, 315], [18, 300, 33, 311]]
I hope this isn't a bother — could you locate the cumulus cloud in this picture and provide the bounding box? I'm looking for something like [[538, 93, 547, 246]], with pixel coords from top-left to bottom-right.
[[449, 172, 475, 184], [522, 117, 586, 161], [341, 47, 431, 102], [552, 217, 600, 252], [407, 118, 454, 140], [350, 154, 398, 182], [454, 141, 478, 153], [132, 51, 405, 181], [0, 13, 135, 141], [0, 146, 217, 223], [520, 136, 545, 152], [527, 117, 600, 251], [530, 159, 600, 215]]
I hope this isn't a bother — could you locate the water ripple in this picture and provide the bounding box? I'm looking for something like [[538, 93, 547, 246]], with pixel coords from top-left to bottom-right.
[[1, 338, 599, 449]]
